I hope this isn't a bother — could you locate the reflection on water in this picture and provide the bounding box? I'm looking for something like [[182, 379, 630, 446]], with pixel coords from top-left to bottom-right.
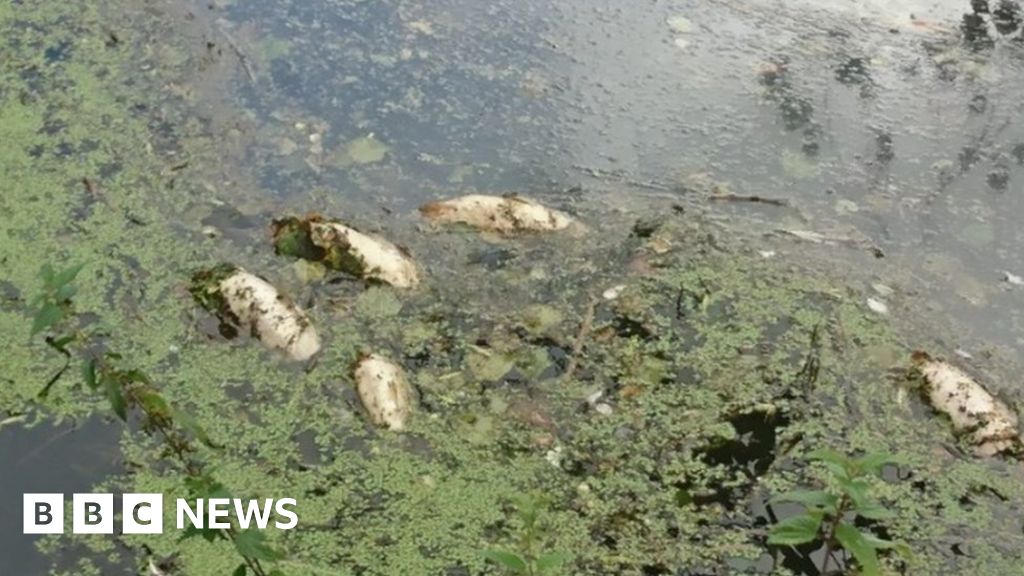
[[0, 418, 120, 574]]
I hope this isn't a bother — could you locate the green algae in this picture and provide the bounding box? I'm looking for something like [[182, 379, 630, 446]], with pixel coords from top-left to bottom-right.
[[3, 2, 1024, 576]]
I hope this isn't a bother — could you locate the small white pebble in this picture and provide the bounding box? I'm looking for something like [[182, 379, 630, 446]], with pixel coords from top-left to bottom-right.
[[954, 348, 973, 360], [594, 403, 614, 416], [759, 250, 776, 259], [867, 297, 889, 315], [602, 284, 626, 300], [200, 225, 219, 238]]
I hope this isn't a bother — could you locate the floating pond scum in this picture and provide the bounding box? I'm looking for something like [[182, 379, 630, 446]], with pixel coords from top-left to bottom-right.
[[4, 1, 1024, 576]]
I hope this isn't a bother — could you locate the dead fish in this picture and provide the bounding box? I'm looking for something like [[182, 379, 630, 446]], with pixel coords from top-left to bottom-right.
[[273, 216, 420, 288], [419, 194, 576, 233], [912, 351, 1020, 456], [190, 265, 321, 361], [354, 353, 413, 430]]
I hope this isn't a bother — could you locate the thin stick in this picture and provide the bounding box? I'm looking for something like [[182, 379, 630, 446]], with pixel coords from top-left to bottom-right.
[[562, 296, 598, 383], [709, 193, 790, 207], [216, 24, 256, 83], [571, 164, 675, 192]]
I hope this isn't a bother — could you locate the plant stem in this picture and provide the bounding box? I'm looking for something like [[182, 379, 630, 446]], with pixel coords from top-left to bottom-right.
[[820, 495, 849, 575], [128, 387, 270, 576]]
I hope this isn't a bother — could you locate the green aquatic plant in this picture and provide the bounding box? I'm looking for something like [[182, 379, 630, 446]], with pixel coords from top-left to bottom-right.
[[483, 494, 572, 575], [31, 263, 283, 576], [769, 449, 908, 576]]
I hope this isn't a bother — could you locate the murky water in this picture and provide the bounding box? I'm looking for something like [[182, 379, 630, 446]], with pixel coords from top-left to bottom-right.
[[5, 0, 1024, 573], [0, 418, 120, 574], [207, 0, 1024, 353]]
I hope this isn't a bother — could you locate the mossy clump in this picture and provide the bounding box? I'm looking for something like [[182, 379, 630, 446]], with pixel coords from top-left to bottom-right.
[[271, 216, 327, 263], [188, 263, 238, 316], [272, 215, 367, 279]]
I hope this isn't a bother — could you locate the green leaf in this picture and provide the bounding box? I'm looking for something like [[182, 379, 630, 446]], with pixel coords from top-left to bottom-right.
[[179, 524, 221, 543], [82, 358, 97, 390], [51, 263, 85, 290], [770, 490, 838, 511], [511, 494, 541, 528], [136, 390, 171, 419], [808, 448, 854, 480], [482, 549, 528, 571], [860, 532, 913, 560], [233, 529, 284, 562], [176, 410, 216, 448], [55, 283, 77, 301], [184, 474, 232, 500], [835, 473, 868, 496], [119, 368, 151, 385], [232, 565, 247, 576], [835, 523, 881, 576], [103, 374, 127, 421], [854, 498, 895, 521], [853, 452, 897, 475], [49, 334, 76, 350], [536, 552, 572, 571], [40, 264, 55, 285], [807, 448, 848, 467], [31, 303, 64, 336], [767, 512, 824, 546], [861, 532, 897, 549], [836, 478, 893, 521]]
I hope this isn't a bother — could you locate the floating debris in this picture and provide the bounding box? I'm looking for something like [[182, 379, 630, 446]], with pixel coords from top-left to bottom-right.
[[912, 351, 1020, 456], [343, 134, 390, 165], [867, 297, 889, 315], [1002, 270, 1024, 286], [666, 15, 693, 34], [419, 194, 576, 233], [272, 216, 420, 288], [834, 198, 860, 214], [775, 228, 883, 257], [354, 353, 414, 431], [872, 283, 894, 297], [190, 265, 321, 361]]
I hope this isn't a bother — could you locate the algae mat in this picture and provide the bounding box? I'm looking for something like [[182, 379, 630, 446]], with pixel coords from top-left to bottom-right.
[[2, 2, 1024, 575]]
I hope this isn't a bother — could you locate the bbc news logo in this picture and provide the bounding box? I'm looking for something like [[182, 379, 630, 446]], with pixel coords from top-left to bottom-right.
[[24, 494, 298, 534]]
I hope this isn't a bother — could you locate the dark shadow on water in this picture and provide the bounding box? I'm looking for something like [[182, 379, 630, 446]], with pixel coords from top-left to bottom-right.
[[0, 416, 121, 575]]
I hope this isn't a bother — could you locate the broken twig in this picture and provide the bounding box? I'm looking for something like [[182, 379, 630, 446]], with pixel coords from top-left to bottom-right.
[[563, 296, 598, 383], [215, 23, 256, 83], [709, 193, 790, 207]]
